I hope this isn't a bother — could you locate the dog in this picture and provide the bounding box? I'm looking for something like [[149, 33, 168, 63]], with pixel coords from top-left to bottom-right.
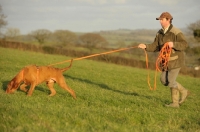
[[6, 59, 76, 99]]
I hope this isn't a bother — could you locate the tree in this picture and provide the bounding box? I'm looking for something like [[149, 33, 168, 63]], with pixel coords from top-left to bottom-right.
[[79, 33, 108, 52], [193, 29, 200, 38], [5, 28, 21, 40], [188, 20, 200, 42], [29, 29, 51, 44], [53, 30, 77, 47], [0, 5, 7, 38]]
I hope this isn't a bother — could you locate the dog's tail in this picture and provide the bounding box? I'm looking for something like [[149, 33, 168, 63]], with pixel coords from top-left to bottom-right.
[[61, 59, 73, 72]]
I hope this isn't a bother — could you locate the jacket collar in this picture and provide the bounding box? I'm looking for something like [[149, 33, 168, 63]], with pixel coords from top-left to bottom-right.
[[159, 24, 173, 34]]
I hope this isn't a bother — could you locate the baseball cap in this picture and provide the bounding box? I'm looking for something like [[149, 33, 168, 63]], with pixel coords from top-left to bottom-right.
[[156, 12, 173, 20]]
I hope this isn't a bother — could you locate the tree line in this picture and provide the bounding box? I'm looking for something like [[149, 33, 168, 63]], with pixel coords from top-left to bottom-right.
[[0, 40, 199, 78], [3, 28, 109, 52]]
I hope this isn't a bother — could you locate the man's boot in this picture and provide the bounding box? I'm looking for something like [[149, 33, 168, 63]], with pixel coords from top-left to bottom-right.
[[165, 88, 179, 108], [177, 83, 189, 104]]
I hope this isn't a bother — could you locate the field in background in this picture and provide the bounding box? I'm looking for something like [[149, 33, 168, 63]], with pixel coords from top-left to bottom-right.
[[15, 28, 200, 71], [1, 40, 200, 78], [0, 47, 200, 132]]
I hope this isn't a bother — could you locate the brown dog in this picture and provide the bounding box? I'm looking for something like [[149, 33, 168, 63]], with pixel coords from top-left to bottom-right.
[[6, 59, 76, 99]]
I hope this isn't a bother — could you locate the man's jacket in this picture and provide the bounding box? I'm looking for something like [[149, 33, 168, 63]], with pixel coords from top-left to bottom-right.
[[145, 24, 188, 70]]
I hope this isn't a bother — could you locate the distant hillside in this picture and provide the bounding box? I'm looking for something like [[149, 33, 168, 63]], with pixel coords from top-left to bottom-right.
[[98, 29, 157, 46], [94, 28, 195, 48], [12, 28, 196, 48]]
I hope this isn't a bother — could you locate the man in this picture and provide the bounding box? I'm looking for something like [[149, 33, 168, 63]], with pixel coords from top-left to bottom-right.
[[138, 12, 189, 108]]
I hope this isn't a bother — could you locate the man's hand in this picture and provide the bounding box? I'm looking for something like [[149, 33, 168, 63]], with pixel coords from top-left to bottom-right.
[[168, 42, 173, 48], [138, 44, 146, 49]]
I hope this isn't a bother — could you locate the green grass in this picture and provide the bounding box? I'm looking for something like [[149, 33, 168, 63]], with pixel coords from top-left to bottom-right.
[[0, 47, 200, 132]]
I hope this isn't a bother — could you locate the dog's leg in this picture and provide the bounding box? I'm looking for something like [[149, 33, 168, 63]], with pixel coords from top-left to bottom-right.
[[27, 83, 36, 96], [20, 83, 28, 92], [46, 82, 56, 96], [59, 83, 76, 99], [57, 77, 76, 99]]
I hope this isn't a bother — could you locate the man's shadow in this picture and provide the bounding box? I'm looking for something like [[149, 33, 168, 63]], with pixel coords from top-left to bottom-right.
[[64, 74, 169, 104], [64, 74, 139, 96]]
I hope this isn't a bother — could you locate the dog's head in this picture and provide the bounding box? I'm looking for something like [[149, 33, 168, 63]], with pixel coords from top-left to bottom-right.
[[6, 77, 20, 93]]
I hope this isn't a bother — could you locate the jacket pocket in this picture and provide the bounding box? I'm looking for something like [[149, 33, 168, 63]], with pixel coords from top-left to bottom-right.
[[169, 55, 178, 61]]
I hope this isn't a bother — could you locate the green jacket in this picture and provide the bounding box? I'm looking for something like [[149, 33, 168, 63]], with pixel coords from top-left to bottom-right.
[[146, 24, 188, 70]]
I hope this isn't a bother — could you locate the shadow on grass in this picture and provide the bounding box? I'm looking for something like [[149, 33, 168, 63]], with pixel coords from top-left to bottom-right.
[[2, 79, 168, 103], [2, 81, 9, 91], [64, 74, 139, 96], [64, 75, 169, 104]]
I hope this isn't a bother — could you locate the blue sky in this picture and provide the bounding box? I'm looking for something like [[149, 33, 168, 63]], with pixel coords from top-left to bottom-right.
[[1, 0, 200, 34]]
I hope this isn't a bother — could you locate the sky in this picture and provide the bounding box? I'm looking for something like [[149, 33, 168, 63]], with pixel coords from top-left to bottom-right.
[[1, 0, 200, 34]]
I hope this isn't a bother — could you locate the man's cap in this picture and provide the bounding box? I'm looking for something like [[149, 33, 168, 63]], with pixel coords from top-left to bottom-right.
[[156, 12, 173, 20]]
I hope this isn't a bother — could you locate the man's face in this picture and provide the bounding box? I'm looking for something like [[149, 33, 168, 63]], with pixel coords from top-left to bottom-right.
[[159, 18, 170, 28]]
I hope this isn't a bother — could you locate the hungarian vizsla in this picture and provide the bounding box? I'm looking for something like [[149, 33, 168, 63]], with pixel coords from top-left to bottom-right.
[[6, 59, 76, 99]]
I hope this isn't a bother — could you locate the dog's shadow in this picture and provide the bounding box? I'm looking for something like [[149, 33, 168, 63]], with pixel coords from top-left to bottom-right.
[[2, 81, 9, 91], [64, 74, 139, 96], [2, 79, 168, 104]]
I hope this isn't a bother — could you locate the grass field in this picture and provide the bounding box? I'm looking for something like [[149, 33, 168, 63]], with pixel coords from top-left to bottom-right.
[[0, 47, 200, 132]]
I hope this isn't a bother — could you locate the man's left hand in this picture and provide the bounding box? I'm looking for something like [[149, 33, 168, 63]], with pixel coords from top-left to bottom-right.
[[168, 42, 173, 48]]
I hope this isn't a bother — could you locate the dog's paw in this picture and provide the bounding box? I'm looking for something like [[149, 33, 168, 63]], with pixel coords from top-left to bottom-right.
[[49, 93, 56, 96], [27, 93, 32, 96]]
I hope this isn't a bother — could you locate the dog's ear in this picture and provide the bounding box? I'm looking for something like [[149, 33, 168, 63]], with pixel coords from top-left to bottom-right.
[[11, 77, 17, 85], [10, 80, 14, 86], [6, 80, 14, 93], [6, 80, 19, 93], [8, 77, 18, 89], [7, 79, 14, 88]]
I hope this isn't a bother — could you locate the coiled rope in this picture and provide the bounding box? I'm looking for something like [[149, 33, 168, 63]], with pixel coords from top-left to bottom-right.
[[156, 42, 172, 72], [149, 42, 172, 90]]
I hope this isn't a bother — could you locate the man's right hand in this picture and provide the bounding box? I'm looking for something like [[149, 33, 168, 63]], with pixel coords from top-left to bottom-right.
[[138, 44, 146, 49]]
